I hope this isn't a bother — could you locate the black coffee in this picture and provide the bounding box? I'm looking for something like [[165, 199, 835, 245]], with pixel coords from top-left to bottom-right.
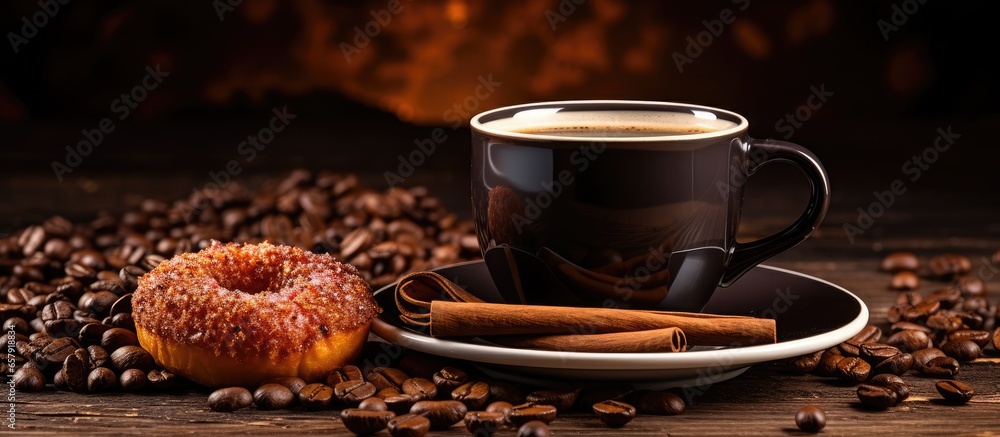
[[512, 124, 717, 137], [482, 109, 737, 139]]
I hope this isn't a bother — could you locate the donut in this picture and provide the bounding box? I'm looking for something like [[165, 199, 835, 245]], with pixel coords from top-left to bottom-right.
[[133, 241, 380, 388]]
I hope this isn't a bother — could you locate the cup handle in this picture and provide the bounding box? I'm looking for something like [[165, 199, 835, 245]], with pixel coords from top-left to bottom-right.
[[719, 139, 830, 286]]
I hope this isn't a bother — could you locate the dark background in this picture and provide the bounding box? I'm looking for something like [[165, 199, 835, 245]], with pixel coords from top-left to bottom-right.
[[1, 0, 997, 242]]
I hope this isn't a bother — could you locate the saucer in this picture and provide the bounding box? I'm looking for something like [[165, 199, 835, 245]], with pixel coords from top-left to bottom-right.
[[371, 261, 868, 388]]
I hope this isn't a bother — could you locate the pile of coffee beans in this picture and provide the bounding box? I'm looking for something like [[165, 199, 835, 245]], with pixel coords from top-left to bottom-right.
[[787, 250, 997, 427], [1, 170, 481, 392], [206, 350, 688, 435]]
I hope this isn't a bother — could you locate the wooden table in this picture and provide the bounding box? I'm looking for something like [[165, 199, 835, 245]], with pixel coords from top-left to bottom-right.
[[9, 167, 1000, 435]]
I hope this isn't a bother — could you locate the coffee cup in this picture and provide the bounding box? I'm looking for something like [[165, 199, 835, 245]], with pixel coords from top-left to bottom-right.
[[470, 100, 829, 311]]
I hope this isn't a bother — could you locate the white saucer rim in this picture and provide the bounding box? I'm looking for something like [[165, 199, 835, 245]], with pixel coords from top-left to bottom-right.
[[371, 263, 869, 371]]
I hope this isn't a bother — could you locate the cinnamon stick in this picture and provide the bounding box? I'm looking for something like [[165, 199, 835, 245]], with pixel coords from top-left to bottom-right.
[[488, 327, 687, 353], [429, 300, 775, 346]]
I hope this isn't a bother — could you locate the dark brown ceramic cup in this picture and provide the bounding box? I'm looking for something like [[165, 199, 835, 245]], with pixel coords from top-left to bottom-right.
[[470, 100, 829, 311]]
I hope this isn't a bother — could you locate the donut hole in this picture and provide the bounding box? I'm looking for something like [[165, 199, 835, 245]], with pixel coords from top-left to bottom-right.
[[212, 256, 287, 295]]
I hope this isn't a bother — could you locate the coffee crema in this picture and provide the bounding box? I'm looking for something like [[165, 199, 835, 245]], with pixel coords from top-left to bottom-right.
[[481, 109, 739, 139]]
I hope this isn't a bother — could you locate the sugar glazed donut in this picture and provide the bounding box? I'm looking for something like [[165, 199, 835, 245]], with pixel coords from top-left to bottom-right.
[[133, 241, 380, 388]]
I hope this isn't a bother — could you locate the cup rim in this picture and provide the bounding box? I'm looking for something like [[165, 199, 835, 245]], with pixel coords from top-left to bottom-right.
[[470, 100, 749, 143]]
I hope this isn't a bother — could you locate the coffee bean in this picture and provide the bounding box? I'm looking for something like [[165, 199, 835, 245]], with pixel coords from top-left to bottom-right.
[[940, 340, 981, 362], [101, 327, 139, 352], [120, 368, 150, 391], [946, 330, 991, 348], [857, 384, 898, 409], [110, 345, 155, 372], [928, 253, 971, 279], [872, 353, 913, 376], [890, 271, 919, 290], [925, 314, 963, 333], [859, 343, 901, 365], [299, 383, 334, 410], [881, 251, 919, 272], [340, 228, 373, 260], [921, 356, 960, 377], [254, 383, 294, 410], [261, 376, 306, 397], [935, 380, 974, 403], [87, 367, 118, 393], [835, 356, 871, 384], [886, 322, 931, 334], [387, 413, 431, 437], [432, 367, 468, 393], [633, 390, 686, 415], [326, 364, 364, 385], [146, 369, 179, 391], [2, 317, 29, 336], [509, 403, 558, 426], [109, 293, 132, 316], [904, 301, 941, 322], [359, 396, 389, 412], [209, 387, 253, 412], [401, 377, 437, 401], [516, 420, 550, 437], [841, 325, 881, 356], [486, 400, 514, 418], [993, 327, 1000, 351], [816, 349, 846, 376], [895, 291, 923, 306], [464, 411, 506, 435], [384, 394, 416, 415], [409, 400, 468, 430], [368, 367, 409, 391], [869, 373, 909, 401], [85, 345, 109, 369], [109, 313, 135, 331], [912, 348, 946, 372], [36, 336, 79, 369], [886, 330, 933, 353], [377, 387, 402, 399], [452, 381, 491, 410], [526, 388, 578, 412], [12, 366, 45, 392], [794, 405, 826, 433], [953, 275, 986, 298], [788, 350, 824, 373], [61, 352, 88, 393], [78, 322, 113, 346], [334, 379, 377, 405], [592, 400, 636, 428], [119, 266, 145, 293]]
